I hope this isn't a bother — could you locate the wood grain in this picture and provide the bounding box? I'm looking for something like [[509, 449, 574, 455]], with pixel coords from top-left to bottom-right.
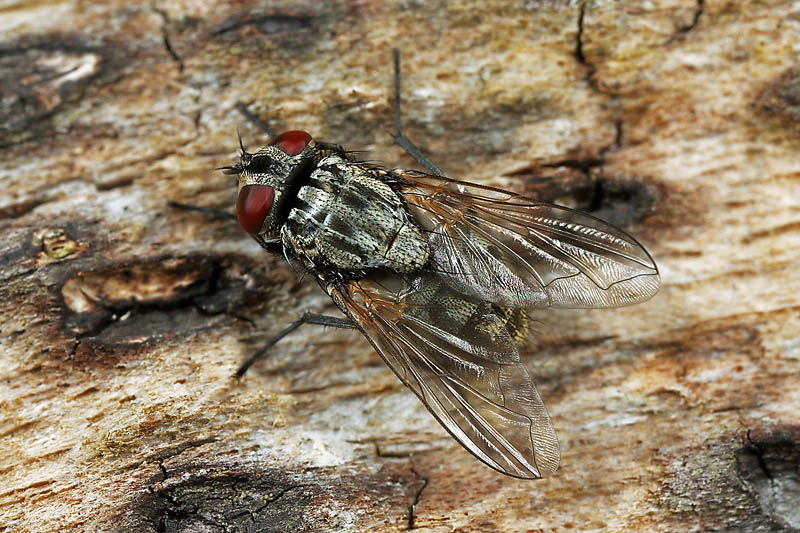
[[1, 1, 799, 531]]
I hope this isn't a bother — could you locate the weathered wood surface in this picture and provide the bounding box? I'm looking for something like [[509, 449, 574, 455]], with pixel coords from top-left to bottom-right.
[[1, 1, 799, 531]]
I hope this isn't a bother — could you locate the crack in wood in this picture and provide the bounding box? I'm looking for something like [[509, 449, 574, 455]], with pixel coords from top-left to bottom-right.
[[407, 467, 428, 531], [678, 0, 705, 34]]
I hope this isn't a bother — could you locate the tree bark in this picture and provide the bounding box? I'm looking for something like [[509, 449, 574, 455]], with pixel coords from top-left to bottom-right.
[[1, 1, 799, 531]]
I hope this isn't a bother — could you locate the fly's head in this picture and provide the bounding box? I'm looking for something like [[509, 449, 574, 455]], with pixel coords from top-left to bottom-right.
[[223, 130, 314, 235]]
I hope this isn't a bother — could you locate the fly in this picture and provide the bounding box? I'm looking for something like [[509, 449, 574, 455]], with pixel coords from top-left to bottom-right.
[[176, 51, 660, 479]]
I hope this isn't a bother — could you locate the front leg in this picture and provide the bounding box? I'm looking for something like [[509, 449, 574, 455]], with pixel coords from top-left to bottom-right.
[[168, 201, 236, 221]]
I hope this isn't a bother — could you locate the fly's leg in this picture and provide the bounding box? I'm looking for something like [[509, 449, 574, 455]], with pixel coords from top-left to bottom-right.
[[235, 313, 357, 378], [168, 201, 236, 221], [234, 103, 351, 158], [167, 117, 254, 222], [168, 105, 278, 218], [235, 55, 440, 172], [234, 102, 276, 137], [168, 202, 282, 256], [391, 49, 444, 177]]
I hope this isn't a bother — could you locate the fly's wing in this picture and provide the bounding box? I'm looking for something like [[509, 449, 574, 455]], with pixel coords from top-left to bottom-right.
[[397, 173, 660, 309], [328, 270, 559, 479]]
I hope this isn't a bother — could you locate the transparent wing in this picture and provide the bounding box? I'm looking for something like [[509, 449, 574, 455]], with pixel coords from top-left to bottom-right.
[[328, 270, 560, 479], [398, 173, 660, 309]]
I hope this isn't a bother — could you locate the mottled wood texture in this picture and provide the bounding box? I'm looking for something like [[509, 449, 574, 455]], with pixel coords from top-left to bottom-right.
[[1, 1, 799, 531]]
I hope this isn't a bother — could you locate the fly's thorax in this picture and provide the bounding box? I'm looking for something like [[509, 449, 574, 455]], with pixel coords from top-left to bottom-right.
[[281, 157, 430, 276]]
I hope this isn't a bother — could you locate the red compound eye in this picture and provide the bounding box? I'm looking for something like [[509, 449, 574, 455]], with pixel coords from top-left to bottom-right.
[[269, 130, 312, 156], [236, 184, 275, 234]]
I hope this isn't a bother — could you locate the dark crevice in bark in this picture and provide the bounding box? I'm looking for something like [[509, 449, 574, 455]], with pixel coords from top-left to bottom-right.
[[158, 459, 169, 481], [162, 32, 183, 73], [735, 426, 800, 529], [573, 0, 625, 151], [571, 2, 625, 169], [407, 467, 428, 530], [574, 2, 587, 65], [211, 12, 317, 37], [678, 0, 705, 34], [574, 1, 604, 94], [75, 261, 225, 340], [0, 196, 50, 220], [612, 119, 624, 150], [139, 466, 312, 532], [250, 485, 303, 514], [375, 442, 415, 458], [745, 430, 774, 481], [153, 7, 184, 72], [539, 120, 622, 176]]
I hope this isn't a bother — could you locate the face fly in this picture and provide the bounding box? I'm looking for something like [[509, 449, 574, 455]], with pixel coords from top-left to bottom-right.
[[180, 51, 660, 479]]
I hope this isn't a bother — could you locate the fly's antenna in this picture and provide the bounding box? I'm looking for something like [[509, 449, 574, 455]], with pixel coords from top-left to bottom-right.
[[237, 128, 246, 156]]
